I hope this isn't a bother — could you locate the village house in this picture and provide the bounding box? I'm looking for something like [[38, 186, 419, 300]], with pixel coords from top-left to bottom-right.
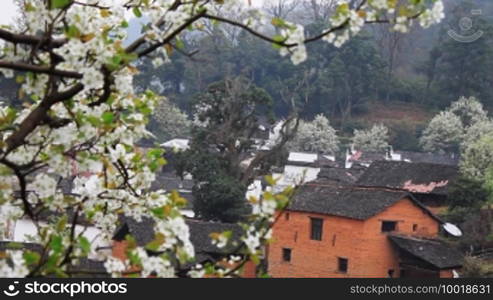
[[356, 161, 459, 214], [112, 217, 257, 277], [267, 179, 463, 278], [345, 146, 459, 169]]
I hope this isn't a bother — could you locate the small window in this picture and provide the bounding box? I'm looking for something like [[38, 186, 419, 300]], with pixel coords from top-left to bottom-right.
[[282, 248, 291, 262], [381, 221, 397, 233], [285, 213, 290, 221], [310, 218, 323, 241], [338, 257, 348, 273], [413, 224, 418, 232], [388, 269, 395, 278]]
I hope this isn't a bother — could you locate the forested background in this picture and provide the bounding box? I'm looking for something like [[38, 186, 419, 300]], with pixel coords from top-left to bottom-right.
[[2, 0, 493, 152]]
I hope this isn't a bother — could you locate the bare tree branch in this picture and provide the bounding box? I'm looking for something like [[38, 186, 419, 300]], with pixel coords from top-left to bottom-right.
[[0, 60, 82, 79]]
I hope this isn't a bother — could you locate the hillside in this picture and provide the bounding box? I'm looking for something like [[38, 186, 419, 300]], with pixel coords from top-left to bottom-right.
[[336, 101, 437, 151]]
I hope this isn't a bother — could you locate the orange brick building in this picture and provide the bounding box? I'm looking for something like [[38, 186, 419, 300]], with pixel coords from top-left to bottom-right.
[[267, 179, 463, 278]]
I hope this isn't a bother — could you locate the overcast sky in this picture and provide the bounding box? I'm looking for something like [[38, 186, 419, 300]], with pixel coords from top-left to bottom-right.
[[0, 1, 17, 25], [0, 0, 265, 26]]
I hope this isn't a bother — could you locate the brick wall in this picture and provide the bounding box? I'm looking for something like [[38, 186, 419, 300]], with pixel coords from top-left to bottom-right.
[[268, 197, 441, 278]]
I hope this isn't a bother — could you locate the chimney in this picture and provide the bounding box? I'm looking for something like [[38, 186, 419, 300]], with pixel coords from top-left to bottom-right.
[[345, 148, 352, 169]]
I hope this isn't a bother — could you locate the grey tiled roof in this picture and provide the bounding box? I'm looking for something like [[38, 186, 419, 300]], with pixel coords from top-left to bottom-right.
[[288, 179, 440, 221], [0, 241, 43, 253], [356, 161, 458, 195], [396, 151, 459, 166], [187, 219, 243, 254], [317, 167, 364, 185], [115, 217, 243, 254], [289, 180, 409, 220], [389, 234, 463, 270]]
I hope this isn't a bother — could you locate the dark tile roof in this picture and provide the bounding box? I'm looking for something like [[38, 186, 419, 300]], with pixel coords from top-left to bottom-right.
[[317, 167, 364, 185], [356, 161, 458, 195], [285, 155, 339, 168], [396, 151, 459, 166], [116, 216, 156, 246], [389, 234, 464, 270], [68, 258, 108, 277], [288, 180, 436, 220], [115, 217, 243, 254], [0, 241, 43, 253], [187, 219, 243, 254]]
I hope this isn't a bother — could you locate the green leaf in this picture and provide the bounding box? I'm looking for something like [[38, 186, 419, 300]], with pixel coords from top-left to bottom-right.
[[151, 207, 165, 219], [65, 25, 80, 38], [23, 251, 41, 266], [50, 235, 63, 253], [78, 236, 91, 255], [45, 253, 61, 269], [120, 52, 138, 63], [56, 216, 67, 232], [250, 254, 260, 265], [50, 0, 72, 9], [264, 175, 278, 186], [272, 35, 286, 49], [145, 233, 165, 252], [85, 115, 101, 127], [271, 17, 286, 27], [132, 7, 142, 18], [15, 75, 25, 84], [125, 234, 137, 250], [147, 148, 164, 159], [102, 111, 115, 124], [175, 38, 185, 50], [25, 3, 36, 12]]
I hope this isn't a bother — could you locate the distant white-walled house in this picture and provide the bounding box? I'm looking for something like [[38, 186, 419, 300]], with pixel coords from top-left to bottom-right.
[[160, 138, 190, 151], [266, 151, 338, 193]]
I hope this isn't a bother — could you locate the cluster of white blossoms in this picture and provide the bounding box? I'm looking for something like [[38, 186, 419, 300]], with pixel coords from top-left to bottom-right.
[[420, 96, 492, 154], [324, 0, 445, 47], [0, 251, 29, 277], [129, 248, 174, 278], [103, 256, 128, 277], [419, 1, 445, 28], [279, 24, 307, 65], [352, 123, 390, 152], [0, 0, 444, 278]]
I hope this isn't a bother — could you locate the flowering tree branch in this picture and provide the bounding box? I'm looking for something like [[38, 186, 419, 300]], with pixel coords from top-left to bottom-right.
[[0, 0, 445, 278]]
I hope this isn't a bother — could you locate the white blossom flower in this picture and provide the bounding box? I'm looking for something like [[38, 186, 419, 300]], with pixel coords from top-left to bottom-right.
[[104, 256, 127, 276], [28, 173, 58, 199]]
